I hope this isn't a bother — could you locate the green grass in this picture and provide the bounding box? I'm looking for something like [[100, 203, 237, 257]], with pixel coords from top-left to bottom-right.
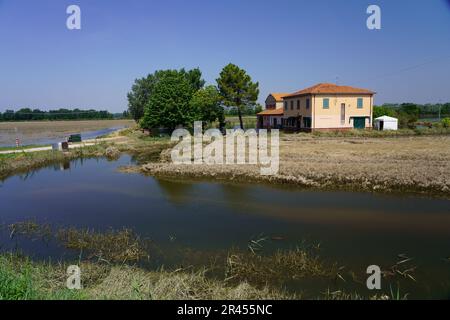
[[0, 254, 85, 300], [0, 257, 35, 300]]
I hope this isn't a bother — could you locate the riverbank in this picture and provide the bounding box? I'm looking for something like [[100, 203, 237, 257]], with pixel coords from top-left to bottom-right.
[[123, 131, 450, 198], [2, 127, 449, 197], [0, 144, 111, 181], [0, 253, 297, 300], [2, 148, 447, 300], [1, 221, 398, 300]]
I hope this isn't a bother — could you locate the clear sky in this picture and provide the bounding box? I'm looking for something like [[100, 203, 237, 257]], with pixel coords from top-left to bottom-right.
[[0, 0, 449, 112]]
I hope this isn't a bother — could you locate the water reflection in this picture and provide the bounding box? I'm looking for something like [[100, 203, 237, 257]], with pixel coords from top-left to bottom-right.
[[0, 155, 449, 298], [155, 179, 195, 206]]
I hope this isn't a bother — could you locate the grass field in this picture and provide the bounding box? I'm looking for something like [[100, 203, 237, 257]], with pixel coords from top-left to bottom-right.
[[224, 116, 257, 129], [136, 133, 450, 197]]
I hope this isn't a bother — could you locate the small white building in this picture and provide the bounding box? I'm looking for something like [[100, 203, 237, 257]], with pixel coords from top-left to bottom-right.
[[374, 116, 398, 131]]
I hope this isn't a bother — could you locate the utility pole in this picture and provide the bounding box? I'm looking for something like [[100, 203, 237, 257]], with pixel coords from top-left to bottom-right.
[[438, 99, 442, 121]]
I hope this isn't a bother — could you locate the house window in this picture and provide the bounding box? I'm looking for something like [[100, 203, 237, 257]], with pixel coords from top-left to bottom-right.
[[357, 98, 363, 109], [297, 100, 300, 110], [306, 98, 310, 109], [290, 101, 293, 110], [284, 102, 288, 111], [323, 98, 329, 109]]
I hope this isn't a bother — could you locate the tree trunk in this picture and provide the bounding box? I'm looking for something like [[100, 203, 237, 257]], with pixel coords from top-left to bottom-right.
[[237, 107, 244, 130]]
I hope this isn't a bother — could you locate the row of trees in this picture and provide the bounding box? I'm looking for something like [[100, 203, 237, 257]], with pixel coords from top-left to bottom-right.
[[376, 103, 450, 117], [224, 104, 263, 116], [0, 108, 113, 121], [127, 64, 259, 130], [374, 103, 450, 128]]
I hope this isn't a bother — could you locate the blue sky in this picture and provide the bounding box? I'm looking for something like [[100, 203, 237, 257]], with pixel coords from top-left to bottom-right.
[[0, 0, 449, 112]]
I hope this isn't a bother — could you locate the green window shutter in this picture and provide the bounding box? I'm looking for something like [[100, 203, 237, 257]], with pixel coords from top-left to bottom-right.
[[323, 98, 329, 109], [357, 98, 363, 108]]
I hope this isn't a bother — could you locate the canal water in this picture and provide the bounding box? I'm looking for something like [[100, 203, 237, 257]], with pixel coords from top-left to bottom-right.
[[0, 156, 449, 298], [0, 126, 126, 148]]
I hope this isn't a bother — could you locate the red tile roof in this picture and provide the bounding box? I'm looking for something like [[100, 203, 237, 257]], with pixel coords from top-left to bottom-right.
[[283, 83, 375, 98], [257, 108, 284, 116], [270, 93, 289, 102]]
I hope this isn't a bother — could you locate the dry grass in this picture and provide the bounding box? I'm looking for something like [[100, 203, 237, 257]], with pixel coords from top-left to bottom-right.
[[3, 222, 151, 264], [0, 253, 296, 300], [137, 134, 450, 197], [0, 222, 409, 300], [2, 253, 398, 300], [225, 247, 340, 286], [115, 129, 173, 164], [55, 228, 151, 264], [320, 289, 389, 300], [8, 221, 52, 241], [87, 266, 296, 300]]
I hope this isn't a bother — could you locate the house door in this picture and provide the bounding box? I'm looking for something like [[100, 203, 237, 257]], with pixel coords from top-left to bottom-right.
[[340, 104, 346, 125], [379, 121, 384, 130], [273, 118, 278, 128], [353, 117, 366, 129]]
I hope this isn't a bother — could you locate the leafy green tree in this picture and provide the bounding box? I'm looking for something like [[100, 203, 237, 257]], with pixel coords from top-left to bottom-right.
[[127, 73, 161, 122], [127, 68, 205, 123], [400, 103, 420, 117], [190, 85, 225, 129], [254, 104, 263, 114], [182, 68, 205, 92], [216, 63, 259, 129], [140, 70, 198, 130], [373, 106, 396, 119]]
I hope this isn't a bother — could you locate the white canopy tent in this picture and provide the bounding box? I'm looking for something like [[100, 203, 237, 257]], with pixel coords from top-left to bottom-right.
[[374, 116, 398, 131]]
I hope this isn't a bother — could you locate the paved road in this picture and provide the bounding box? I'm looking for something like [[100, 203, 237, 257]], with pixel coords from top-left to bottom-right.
[[0, 136, 127, 155]]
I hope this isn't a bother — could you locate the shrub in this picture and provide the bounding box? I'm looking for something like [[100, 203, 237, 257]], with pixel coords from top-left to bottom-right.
[[441, 118, 450, 128]]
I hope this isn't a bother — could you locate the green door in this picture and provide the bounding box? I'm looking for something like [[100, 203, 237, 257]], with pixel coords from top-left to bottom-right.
[[353, 117, 365, 129]]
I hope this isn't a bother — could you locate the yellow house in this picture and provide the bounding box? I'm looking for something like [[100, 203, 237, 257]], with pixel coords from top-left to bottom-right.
[[282, 83, 375, 131], [257, 93, 288, 129]]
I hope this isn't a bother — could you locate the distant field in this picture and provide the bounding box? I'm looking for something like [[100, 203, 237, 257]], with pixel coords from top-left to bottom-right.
[[224, 116, 257, 129], [0, 119, 135, 147]]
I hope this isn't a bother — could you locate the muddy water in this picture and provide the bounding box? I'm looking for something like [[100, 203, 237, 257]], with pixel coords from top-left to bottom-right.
[[0, 156, 449, 298]]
